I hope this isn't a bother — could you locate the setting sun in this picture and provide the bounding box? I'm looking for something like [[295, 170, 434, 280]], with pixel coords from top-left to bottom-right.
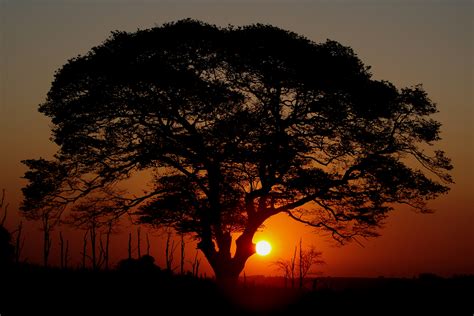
[[256, 240, 272, 256]]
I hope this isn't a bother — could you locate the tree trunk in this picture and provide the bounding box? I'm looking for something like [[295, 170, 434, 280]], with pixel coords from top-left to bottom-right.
[[43, 225, 51, 267], [211, 253, 245, 288], [180, 233, 185, 275], [15, 221, 23, 264], [200, 228, 258, 287], [137, 227, 141, 258], [82, 230, 88, 269], [90, 223, 97, 270], [59, 232, 64, 269], [128, 232, 132, 260], [104, 223, 112, 270], [299, 238, 303, 289], [146, 233, 150, 256]]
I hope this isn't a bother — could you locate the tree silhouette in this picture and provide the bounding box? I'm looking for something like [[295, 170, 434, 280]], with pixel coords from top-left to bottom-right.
[[21, 20, 452, 283], [1, 190, 14, 267], [273, 241, 324, 289]]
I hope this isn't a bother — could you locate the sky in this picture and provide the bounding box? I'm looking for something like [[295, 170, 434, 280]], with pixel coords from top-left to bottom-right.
[[0, 0, 473, 277]]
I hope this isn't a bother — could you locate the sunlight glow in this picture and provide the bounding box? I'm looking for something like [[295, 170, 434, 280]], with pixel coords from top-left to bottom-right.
[[256, 240, 272, 256]]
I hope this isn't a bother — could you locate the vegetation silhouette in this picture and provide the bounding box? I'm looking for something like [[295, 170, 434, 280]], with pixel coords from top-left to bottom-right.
[[0, 226, 14, 267], [1, 264, 472, 315], [21, 19, 452, 284], [0, 190, 14, 267], [273, 239, 324, 289]]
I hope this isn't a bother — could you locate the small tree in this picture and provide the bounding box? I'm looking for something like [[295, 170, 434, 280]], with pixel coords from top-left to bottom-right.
[[298, 244, 324, 288], [1, 189, 8, 227], [0, 190, 14, 267], [165, 231, 178, 272], [102, 222, 113, 269], [14, 221, 25, 264], [190, 250, 201, 277], [273, 259, 292, 288], [68, 192, 120, 269], [58, 231, 70, 269], [274, 241, 324, 289], [81, 230, 88, 269], [128, 232, 132, 260], [59, 231, 65, 269], [273, 245, 298, 288], [136, 227, 141, 258], [21, 161, 65, 267], [180, 233, 185, 275], [146, 232, 151, 256]]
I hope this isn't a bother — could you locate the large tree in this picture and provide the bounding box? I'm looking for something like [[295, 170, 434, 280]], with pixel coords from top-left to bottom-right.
[[22, 20, 452, 282]]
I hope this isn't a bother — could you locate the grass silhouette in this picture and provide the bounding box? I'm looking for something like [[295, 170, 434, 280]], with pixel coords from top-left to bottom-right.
[[1, 263, 472, 315]]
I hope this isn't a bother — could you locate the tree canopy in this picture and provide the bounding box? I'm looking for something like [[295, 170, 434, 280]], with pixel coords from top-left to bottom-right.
[[22, 19, 452, 280]]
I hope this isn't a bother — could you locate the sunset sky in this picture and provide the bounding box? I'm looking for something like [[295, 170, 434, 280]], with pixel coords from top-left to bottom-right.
[[1, 0, 472, 277]]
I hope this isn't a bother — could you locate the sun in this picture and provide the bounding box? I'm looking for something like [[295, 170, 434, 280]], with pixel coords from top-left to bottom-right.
[[256, 240, 272, 256]]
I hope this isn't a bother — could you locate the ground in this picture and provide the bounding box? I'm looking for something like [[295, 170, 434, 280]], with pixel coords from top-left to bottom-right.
[[1, 264, 472, 315]]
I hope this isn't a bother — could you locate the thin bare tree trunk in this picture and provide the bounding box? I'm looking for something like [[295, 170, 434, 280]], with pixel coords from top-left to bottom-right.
[[59, 232, 69, 269], [299, 238, 303, 289], [15, 221, 24, 264], [165, 232, 176, 271], [90, 223, 97, 270], [64, 240, 69, 269], [146, 233, 150, 256], [0, 189, 8, 226], [104, 222, 112, 270], [59, 232, 65, 269], [128, 232, 132, 259], [98, 233, 105, 269], [43, 217, 52, 268], [137, 227, 141, 258], [192, 250, 201, 277], [180, 233, 185, 275], [291, 245, 297, 289], [82, 230, 88, 269]]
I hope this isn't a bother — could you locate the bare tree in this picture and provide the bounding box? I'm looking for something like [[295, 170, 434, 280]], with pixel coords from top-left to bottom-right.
[[180, 233, 185, 275], [274, 241, 324, 289], [0, 189, 14, 266], [298, 244, 324, 288], [128, 232, 132, 260], [98, 233, 107, 269], [59, 232, 65, 269], [137, 227, 141, 258], [64, 239, 69, 269], [20, 203, 62, 267], [58, 231, 70, 269], [68, 192, 121, 269], [103, 222, 112, 269], [14, 221, 24, 264], [1, 189, 8, 227], [81, 229, 88, 269], [290, 246, 297, 288], [273, 246, 297, 288], [190, 250, 201, 278], [165, 231, 177, 272], [1, 194, 25, 265], [41, 212, 54, 267], [273, 259, 291, 288], [89, 222, 98, 270], [299, 238, 303, 289], [146, 233, 150, 256]]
